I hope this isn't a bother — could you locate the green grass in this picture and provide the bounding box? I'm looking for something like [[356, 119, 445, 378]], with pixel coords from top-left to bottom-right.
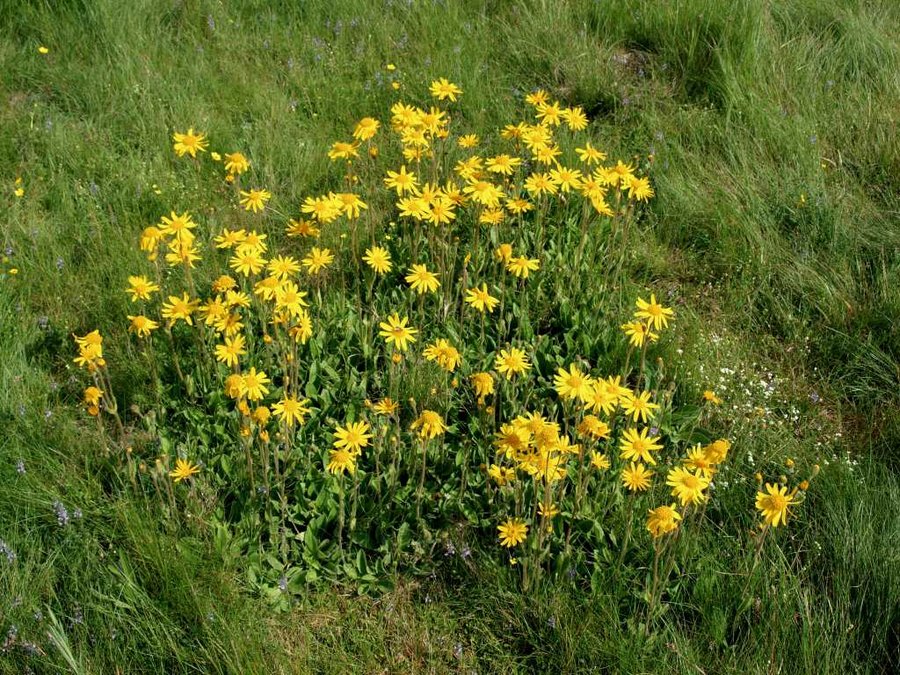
[[1, 0, 898, 673]]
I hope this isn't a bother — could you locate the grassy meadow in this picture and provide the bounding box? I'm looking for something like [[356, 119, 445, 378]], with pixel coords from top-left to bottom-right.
[[1, 0, 899, 673]]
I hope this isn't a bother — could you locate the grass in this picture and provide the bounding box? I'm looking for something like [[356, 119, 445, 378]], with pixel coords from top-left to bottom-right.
[[1, 0, 898, 673]]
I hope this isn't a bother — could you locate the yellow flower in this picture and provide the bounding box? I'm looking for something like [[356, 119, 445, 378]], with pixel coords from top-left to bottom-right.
[[703, 439, 731, 464], [267, 255, 301, 280], [127, 314, 159, 338], [411, 410, 447, 439], [578, 415, 610, 440], [486, 154, 521, 176], [384, 165, 418, 195], [523, 172, 559, 197], [553, 364, 593, 401], [470, 372, 494, 403], [126, 275, 160, 302], [488, 464, 516, 486], [498, 518, 528, 547], [683, 445, 717, 479], [272, 395, 311, 427], [214, 335, 246, 368], [495, 347, 530, 379], [83, 386, 103, 408], [172, 128, 208, 157], [549, 166, 583, 192], [302, 247, 334, 275], [286, 218, 320, 238], [621, 321, 658, 347], [463, 180, 504, 208], [353, 117, 380, 141], [215, 228, 248, 249], [327, 449, 356, 475], [621, 390, 660, 424], [224, 152, 250, 175], [646, 504, 681, 538], [666, 467, 710, 506], [626, 175, 654, 202], [576, 142, 607, 165], [379, 313, 418, 352], [363, 245, 392, 275], [561, 106, 588, 131], [457, 134, 479, 148], [591, 453, 611, 471], [505, 256, 540, 279], [755, 483, 796, 528], [465, 283, 499, 313], [328, 141, 359, 161], [619, 427, 663, 465], [405, 264, 440, 294], [230, 246, 267, 277], [239, 188, 271, 213], [494, 243, 513, 263], [38, 46, 50, 54], [621, 462, 653, 492], [423, 339, 461, 372], [161, 292, 199, 326], [634, 293, 674, 330], [703, 390, 722, 405], [372, 398, 399, 416], [429, 77, 462, 102], [240, 367, 270, 402], [169, 458, 201, 482], [333, 420, 372, 455]]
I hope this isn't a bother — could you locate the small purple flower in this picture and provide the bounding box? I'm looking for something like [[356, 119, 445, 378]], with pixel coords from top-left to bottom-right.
[[278, 575, 288, 592], [15, 459, 25, 474], [809, 392, 820, 404], [649, 426, 659, 436], [56, 257, 64, 270], [207, 14, 215, 30], [0, 539, 16, 564], [53, 500, 69, 526], [460, 545, 472, 559]]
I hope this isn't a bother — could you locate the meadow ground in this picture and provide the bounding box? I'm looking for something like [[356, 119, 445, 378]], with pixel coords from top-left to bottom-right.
[[1, 1, 898, 673]]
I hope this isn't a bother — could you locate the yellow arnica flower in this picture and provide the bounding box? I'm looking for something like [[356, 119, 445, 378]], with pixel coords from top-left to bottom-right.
[[553, 364, 593, 401], [302, 247, 334, 275], [126, 275, 160, 302], [704, 438, 731, 464], [224, 152, 250, 175], [591, 453, 611, 471], [333, 421, 372, 455], [327, 449, 356, 475], [755, 483, 796, 528], [465, 284, 499, 313], [498, 518, 528, 547], [621, 462, 653, 492], [239, 188, 271, 213], [328, 141, 359, 161], [578, 415, 610, 440], [169, 458, 201, 482], [214, 335, 246, 368], [495, 347, 530, 379], [683, 445, 717, 479], [128, 314, 159, 338], [411, 410, 447, 439], [621, 321, 658, 348], [240, 367, 270, 402], [619, 427, 663, 465], [430, 77, 463, 101], [83, 386, 103, 408], [703, 390, 722, 405], [506, 256, 540, 279], [378, 313, 418, 352], [372, 398, 399, 416], [647, 504, 681, 538], [384, 165, 418, 195], [172, 128, 208, 158], [621, 390, 660, 424], [353, 117, 380, 141], [634, 293, 674, 331], [581, 380, 618, 415], [423, 338, 461, 372], [161, 293, 199, 326], [272, 395, 311, 427], [405, 264, 440, 294], [363, 245, 392, 275], [666, 467, 710, 506], [471, 372, 494, 403]]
